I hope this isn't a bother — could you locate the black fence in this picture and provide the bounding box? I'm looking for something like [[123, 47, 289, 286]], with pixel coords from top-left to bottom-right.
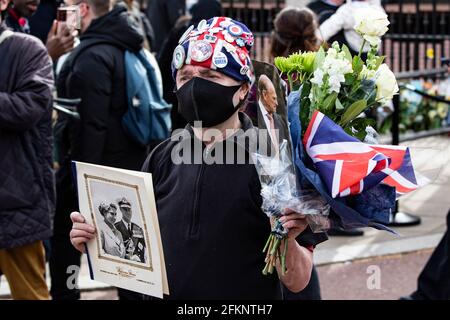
[[383, 0, 450, 73], [221, 0, 450, 72]]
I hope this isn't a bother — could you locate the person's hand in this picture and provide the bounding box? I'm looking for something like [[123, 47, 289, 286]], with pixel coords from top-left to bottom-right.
[[70, 212, 96, 253], [278, 209, 309, 239], [46, 20, 76, 61]]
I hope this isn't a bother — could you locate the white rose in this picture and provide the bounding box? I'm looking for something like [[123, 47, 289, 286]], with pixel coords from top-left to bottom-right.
[[375, 64, 399, 103], [354, 8, 390, 46]]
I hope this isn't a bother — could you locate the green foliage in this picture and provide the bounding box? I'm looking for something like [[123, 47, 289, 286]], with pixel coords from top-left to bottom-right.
[[340, 100, 368, 126]]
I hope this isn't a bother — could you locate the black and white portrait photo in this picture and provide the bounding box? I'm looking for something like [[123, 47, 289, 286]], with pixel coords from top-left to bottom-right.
[[88, 178, 150, 267]]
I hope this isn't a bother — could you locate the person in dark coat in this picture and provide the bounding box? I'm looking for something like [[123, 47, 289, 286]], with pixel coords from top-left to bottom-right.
[[0, 0, 54, 299], [307, 0, 347, 52], [28, 0, 61, 43], [307, 0, 344, 24], [402, 209, 450, 300], [51, 0, 148, 300], [69, 17, 328, 300], [145, 0, 185, 54]]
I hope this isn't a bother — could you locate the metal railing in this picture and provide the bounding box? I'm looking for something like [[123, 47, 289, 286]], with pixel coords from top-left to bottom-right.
[[221, 0, 450, 73]]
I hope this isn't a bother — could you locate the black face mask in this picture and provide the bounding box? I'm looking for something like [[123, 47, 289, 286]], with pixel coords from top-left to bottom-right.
[[176, 77, 243, 127]]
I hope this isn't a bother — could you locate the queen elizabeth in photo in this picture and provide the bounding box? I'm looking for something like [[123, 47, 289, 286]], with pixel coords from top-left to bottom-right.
[[98, 202, 125, 258]]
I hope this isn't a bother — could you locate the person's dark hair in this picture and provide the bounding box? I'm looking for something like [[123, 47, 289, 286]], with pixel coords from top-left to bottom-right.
[[86, 0, 111, 16], [270, 7, 321, 58]]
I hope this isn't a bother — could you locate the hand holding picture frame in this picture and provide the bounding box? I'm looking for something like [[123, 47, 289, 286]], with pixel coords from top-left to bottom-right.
[[73, 161, 169, 298]]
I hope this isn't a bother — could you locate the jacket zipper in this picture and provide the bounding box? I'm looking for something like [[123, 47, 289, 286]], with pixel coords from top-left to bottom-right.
[[189, 147, 209, 238], [189, 164, 205, 238]]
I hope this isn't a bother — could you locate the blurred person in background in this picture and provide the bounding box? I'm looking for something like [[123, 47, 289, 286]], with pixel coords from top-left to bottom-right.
[[115, 0, 154, 50], [146, 0, 185, 54], [51, 0, 148, 300], [307, 0, 346, 48], [29, 0, 62, 43], [5, 0, 75, 61], [402, 209, 450, 300], [0, 0, 54, 300], [307, 0, 344, 24], [270, 6, 321, 59], [319, 0, 385, 57]]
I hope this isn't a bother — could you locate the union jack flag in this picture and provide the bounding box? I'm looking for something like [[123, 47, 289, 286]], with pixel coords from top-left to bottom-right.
[[303, 111, 425, 198]]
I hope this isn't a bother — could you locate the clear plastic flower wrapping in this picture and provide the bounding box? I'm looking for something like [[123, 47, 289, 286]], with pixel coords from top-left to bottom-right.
[[252, 140, 331, 233]]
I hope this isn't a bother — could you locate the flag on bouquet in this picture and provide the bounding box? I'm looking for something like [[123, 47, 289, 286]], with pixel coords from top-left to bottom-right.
[[303, 111, 425, 198]]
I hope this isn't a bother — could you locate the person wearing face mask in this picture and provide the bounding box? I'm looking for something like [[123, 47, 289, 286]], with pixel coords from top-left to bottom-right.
[[69, 17, 328, 299]]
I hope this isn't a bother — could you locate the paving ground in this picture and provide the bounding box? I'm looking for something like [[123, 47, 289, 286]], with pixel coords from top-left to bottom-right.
[[317, 249, 432, 300], [78, 249, 433, 300]]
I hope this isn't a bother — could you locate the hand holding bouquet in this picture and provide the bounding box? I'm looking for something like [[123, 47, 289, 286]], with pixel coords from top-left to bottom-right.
[[253, 141, 329, 275]]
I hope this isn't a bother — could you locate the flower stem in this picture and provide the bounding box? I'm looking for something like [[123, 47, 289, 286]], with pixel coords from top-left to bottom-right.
[[263, 234, 272, 253], [287, 73, 294, 92], [358, 39, 367, 59]]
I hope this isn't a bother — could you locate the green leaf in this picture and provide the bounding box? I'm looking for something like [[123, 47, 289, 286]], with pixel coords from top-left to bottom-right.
[[352, 56, 363, 75], [344, 74, 355, 86], [341, 44, 353, 63], [335, 98, 344, 110], [321, 92, 338, 112], [314, 46, 325, 71], [354, 128, 367, 141], [299, 83, 312, 133], [340, 99, 367, 126], [374, 56, 385, 70]]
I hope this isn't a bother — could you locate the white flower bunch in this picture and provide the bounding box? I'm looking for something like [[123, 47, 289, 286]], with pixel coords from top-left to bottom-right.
[[310, 45, 353, 97]]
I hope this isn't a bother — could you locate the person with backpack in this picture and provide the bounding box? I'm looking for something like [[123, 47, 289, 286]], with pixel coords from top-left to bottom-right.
[[52, 0, 152, 300]]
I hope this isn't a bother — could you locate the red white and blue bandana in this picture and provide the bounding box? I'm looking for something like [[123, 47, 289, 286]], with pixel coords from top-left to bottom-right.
[[172, 17, 255, 84]]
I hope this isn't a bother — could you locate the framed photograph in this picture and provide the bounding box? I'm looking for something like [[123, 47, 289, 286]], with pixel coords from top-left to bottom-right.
[[73, 162, 169, 298]]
